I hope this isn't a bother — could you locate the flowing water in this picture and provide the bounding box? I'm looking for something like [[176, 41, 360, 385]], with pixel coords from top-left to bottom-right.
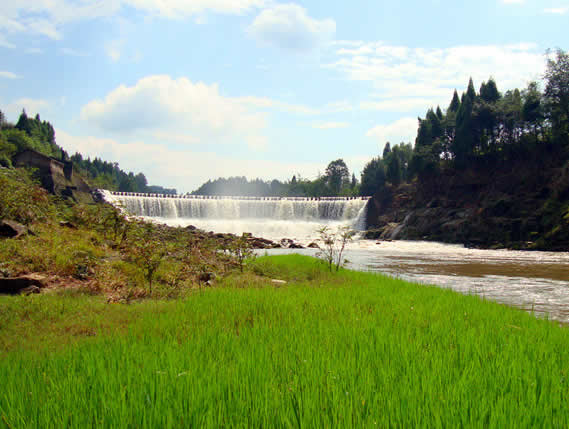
[[105, 192, 569, 323]]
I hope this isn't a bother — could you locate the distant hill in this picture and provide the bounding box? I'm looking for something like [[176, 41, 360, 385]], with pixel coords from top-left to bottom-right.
[[0, 109, 176, 195]]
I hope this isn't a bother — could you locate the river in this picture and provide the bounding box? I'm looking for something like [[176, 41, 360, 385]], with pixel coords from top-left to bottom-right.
[[105, 192, 569, 323]]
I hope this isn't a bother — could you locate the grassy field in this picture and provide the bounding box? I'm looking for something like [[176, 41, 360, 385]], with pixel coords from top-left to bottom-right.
[[1, 254, 568, 427]]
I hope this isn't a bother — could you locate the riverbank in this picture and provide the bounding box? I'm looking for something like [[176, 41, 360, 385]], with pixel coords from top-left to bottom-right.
[[365, 154, 569, 251], [2, 254, 569, 427]]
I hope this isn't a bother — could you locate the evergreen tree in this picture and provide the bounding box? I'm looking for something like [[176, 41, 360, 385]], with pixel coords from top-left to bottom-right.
[[448, 90, 461, 113], [360, 158, 385, 196], [454, 93, 475, 166], [466, 77, 476, 100], [436, 106, 444, 120], [382, 142, 391, 158], [544, 49, 569, 140], [480, 78, 500, 103]]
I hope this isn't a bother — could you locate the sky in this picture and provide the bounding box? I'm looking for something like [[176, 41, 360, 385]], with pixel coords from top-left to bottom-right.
[[1, 0, 568, 193]]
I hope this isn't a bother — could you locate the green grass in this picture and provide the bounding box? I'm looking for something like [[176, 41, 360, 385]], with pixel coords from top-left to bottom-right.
[[1, 254, 568, 427]]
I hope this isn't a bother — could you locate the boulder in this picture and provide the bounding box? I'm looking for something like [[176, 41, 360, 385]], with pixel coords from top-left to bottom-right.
[[0, 220, 28, 239], [307, 242, 320, 249], [0, 274, 46, 295]]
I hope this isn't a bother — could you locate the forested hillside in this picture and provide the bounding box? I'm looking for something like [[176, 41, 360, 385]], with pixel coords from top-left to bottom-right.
[[363, 49, 569, 250], [0, 110, 175, 194]]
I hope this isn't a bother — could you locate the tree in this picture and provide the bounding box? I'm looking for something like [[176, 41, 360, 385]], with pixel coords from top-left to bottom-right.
[[544, 49, 569, 140], [448, 90, 461, 113], [522, 81, 544, 143], [360, 157, 385, 196], [316, 225, 355, 272], [466, 77, 477, 100], [454, 93, 475, 166], [385, 147, 402, 186], [324, 159, 350, 195], [383, 142, 392, 158], [350, 173, 357, 189], [134, 173, 148, 192], [480, 78, 500, 103]]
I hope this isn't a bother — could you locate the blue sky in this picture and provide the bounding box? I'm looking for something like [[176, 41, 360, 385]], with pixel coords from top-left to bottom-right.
[[1, 0, 568, 192]]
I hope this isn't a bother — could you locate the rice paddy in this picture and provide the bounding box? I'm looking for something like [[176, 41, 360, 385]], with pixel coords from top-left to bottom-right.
[[1, 254, 568, 427]]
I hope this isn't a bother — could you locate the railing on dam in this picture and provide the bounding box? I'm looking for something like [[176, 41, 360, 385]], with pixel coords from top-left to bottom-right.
[[108, 191, 371, 201]]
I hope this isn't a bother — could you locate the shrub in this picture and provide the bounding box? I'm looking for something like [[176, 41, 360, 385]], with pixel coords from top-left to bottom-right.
[[0, 168, 53, 224]]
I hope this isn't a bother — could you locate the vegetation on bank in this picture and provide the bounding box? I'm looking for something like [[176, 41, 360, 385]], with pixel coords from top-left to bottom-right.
[[0, 167, 255, 300], [2, 254, 569, 427]]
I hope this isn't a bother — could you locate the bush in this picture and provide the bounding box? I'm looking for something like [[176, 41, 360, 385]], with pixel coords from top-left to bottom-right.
[[0, 168, 53, 224]]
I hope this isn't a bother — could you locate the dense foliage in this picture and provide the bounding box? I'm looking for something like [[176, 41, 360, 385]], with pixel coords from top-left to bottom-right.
[[360, 49, 569, 197]]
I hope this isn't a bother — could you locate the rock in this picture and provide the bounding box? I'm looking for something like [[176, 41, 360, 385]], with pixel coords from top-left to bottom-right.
[[0, 220, 28, 239], [59, 220, 77, 229], [247, 237, 278, 249], [271, 279, 287, 286], [280, 238, 294, 248], [279, 238, 303, 249], [20, 286, 41, 295], [198, 272, 216, 284], [0, 274, 46, 295], [307, 242, 320, 249], [185, 225, 197, 231]]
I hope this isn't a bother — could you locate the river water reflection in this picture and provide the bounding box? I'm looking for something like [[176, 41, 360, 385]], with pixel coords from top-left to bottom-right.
[[264, 240, 569, 324]]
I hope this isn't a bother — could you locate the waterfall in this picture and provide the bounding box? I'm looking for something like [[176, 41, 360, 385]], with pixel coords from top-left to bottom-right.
[[103, 192, 368, 242]]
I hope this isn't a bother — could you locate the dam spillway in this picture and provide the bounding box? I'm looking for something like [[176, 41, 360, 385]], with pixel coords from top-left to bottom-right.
[[106, 192, 369, 223], [103, 191, 369, 241]]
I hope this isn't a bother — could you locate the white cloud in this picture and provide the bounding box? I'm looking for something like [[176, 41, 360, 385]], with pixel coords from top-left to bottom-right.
[[247, 3, 335, 51], [124, 0, 265, 18], [366, 117, 418, 150], [0, 71, 20, 79], [25, 47, 43, 54], [0, 0, 263, 44], [3, 98, 49, 118], [544, 7, 569, 14], [56, 129, 322, 192], [327, 42, 545, 113], [80, 75, 268, 150], [312, 122, 350, 129]]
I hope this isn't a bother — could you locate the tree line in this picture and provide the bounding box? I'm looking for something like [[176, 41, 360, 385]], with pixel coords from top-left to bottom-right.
[[191, 159, 360, 197], [360, 48, 569, 195]]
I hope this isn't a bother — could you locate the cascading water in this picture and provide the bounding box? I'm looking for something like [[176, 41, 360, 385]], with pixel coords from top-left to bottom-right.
[[103, 191, 368, 243]]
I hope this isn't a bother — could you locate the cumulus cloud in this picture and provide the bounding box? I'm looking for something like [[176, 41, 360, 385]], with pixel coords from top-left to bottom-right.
[[366, 117, 418, 150], [247, 3, 335, 51], [327, 42, 545, 113], [0, 0, 263, 44], [80, 75, 268, 149], [3, 98, 49, 118], [56, 129, 322, 192]]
